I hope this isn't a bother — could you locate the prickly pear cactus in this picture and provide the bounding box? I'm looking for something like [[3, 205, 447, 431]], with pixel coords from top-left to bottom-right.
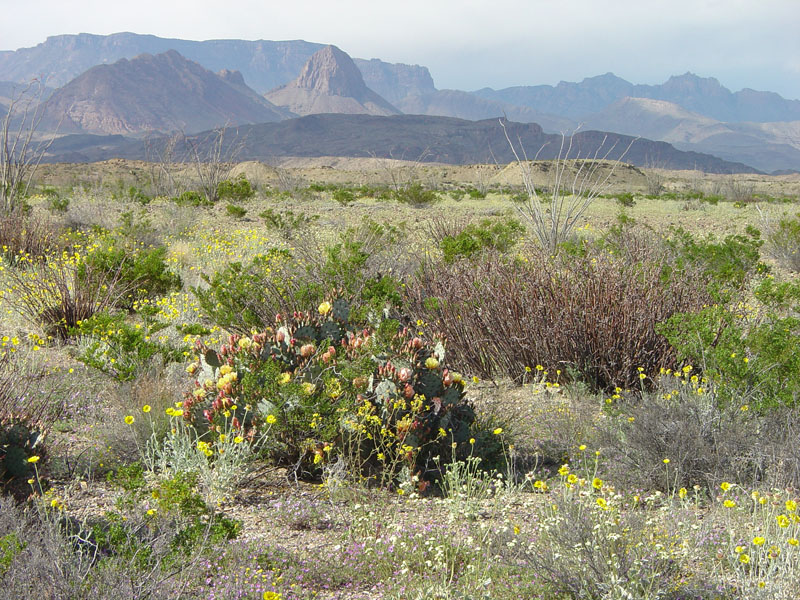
[[183, 295, 476, 485], [1, 418, 47, 500]]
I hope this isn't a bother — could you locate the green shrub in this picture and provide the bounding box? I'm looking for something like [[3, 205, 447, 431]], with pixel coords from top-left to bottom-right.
[[393, 183, 438, 206], [46, 195, 69, 214], [128, 186, 151, 205], [615, 192, 636, 207], [69, 310, 186, 381], [439, 218, 525, 263], [356, 184, 393, 200], [0, 533, 24, 577], [193, 249, 299, 334], [662, 226, 766, 296], [225, 204, 247, 219], [81, 242, 181, 309], [332, 188, 355, 206], [172, 190, 210, 207], [92, 471, 240, 571], [195, 221, 406, 334], [658, 277, 800, 410], [259, 208, 318, 238], [216, 176, 255, 202]]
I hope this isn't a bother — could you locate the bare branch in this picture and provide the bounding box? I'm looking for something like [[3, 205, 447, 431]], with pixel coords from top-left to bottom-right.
[[1, 79, 56, 214]]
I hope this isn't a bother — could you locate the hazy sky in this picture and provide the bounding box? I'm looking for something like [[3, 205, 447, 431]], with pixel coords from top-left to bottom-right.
[[2, 0, 799, 99]]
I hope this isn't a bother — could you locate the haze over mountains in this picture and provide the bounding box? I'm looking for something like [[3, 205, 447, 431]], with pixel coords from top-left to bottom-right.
[[1, 32, 797, 173]]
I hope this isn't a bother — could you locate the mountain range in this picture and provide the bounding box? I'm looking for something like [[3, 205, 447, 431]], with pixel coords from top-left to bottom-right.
[[40, 114, 758, 174], [1, 32, 798, 172]]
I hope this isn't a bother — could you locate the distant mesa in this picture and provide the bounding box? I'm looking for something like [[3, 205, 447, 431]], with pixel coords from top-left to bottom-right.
[[39, 49, 291, 135], [266, 45, 400, 116]]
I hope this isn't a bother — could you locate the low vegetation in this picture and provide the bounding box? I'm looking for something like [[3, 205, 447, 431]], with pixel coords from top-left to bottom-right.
[[0, 163, 799, 599]]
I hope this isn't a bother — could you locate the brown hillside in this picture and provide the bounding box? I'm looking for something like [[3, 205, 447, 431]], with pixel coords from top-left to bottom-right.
[[40, 50, 291, 135]]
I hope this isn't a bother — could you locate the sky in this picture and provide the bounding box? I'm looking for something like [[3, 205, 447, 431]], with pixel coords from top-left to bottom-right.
[[1, 0, 799, 99]]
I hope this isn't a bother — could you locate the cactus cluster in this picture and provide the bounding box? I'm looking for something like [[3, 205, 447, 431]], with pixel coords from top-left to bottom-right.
[[1, 417, 47, 500], [356, 327, 475, 480], [182, 297, 476, 484]]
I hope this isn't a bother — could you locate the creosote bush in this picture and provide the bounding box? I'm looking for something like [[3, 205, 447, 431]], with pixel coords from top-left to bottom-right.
[[435, 217, 525, 263], [658, 277, 800, 411], [194, 219, 406, 334], [80, 240, 182, 310], [763, 212, 800, 272], [216, 175, 255, 202]]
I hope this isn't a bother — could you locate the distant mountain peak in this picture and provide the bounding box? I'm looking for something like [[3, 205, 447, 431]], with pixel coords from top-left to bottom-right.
[[294, 45, 369, 96], [266, 45, 399, 116], [218, 68, 247, 87]]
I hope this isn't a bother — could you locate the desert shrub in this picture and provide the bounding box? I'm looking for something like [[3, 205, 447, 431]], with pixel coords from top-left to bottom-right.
[[615, 191, 636, 207], [4, 255, 131, 340], [355, 184, 393, 200], [112, 209, 163, 249], [224, 203, 246, 219], [300, 223, 405, 310], [216, 175, 254, 202], [393, 182, 438, 206], [193, 249, 300, 334], [69, 310, 186, 381], [437, 218, 525, 263], [662, 226, 766, 296], [332, 188, 355, 206], [259, 207, 318, 238], [0, 210, 59, 264], [96, 470, 240, 562], [725, 178, 756, 203], [80, 241, 182, 309], [408, 234, 712, 391], [185, 298, 477, 484], [195, 221, 406, 334], [171, 190, 210, 207], [98, 362, 185, 467], [46, 194, 69, 214], [597, 373, 770, 493], [0, 501, 95, 598], [658, 277, 800, 410], [522, 484, 717, 599], [115, 185, 151, 205], [763, 212, 800, 272]]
